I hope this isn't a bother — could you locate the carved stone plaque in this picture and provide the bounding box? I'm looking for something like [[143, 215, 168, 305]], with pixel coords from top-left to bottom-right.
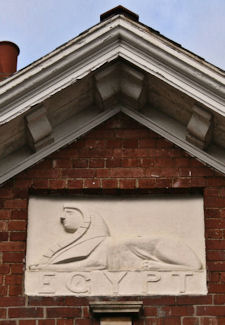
[[25, 195, 207, 296]]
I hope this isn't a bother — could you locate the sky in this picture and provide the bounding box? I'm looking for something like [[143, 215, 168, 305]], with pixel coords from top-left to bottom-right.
[[0, 0, 225, 71]]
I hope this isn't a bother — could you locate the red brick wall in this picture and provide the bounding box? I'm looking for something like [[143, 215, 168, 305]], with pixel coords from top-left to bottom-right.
[[0, 114, 225, 325]]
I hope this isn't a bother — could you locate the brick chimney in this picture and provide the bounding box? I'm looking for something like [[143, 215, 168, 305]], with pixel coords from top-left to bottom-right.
[[0, 41, 20, 81]]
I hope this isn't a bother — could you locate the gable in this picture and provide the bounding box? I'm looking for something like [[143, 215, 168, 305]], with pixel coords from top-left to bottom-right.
[[0, 10, 225, 185]]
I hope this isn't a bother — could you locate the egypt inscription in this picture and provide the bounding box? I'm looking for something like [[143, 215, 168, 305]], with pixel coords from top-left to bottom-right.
[[25, 196, 207, 296]]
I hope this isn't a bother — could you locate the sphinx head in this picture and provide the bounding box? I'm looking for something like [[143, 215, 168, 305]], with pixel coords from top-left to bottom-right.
[[60, 207, 83, 233]]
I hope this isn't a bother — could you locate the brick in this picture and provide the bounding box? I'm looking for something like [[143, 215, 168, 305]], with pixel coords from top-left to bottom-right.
[[0, 188, 14, 199], [82, 306, 89, 318], [3, 252, 24, 263], [174, 158, 190, 167], [5, 275, 23, 285], [205, 197, 225, 208], [76, 320, 92, 325], [11, 264, 23, 274], [64, 297, 88, 306], [0, 221, 7, 231], [0, 297, 25, 306], [0, 210, 11, 219], [115, 129, 150, 139], [206, 229, 223, 239], [139, 138, 156, 148], [123, 139, 138, 148], [119, 179, 136, 189], [0, 242, 25, 252], [72, 159, 88, 168], [48, 179, 67, 189], [27, 169, 61, 178], [32, 179, 49, 188], [83, 179, 101, 188], [19, 321, 36, 325], [14, 179, 33, 189], [8, 221, 26, 231], [0, 321, 16, 325], [155, 178, 172, 187], [197, 306, 225, 315], [143, 297, 175, 305], [47, 307, 81, 318], [144, 320, 162, 325], [162, 306, 194, 316], [205, 209, 221, 218], [35, 159, 52, 169], [183, 318, 199, 325], [155, 157, 174, 167], [28, 297, 65, 306], [53, 159, 72, 168], [0, 233, 8, 241], [162, 319, 180, 325], [205, 219, 225, 229], [62, 169, 95, 178], [121, 158, 140, 167], [106, 139, 122, 148], [208, 272, 220, 282], [214, 294, 225, 304], [191, 168, 214, 177], [191, 177, 207, 187], [0, 287, 7, 296], [85, 139, 106, 148], [208, 283, 225, 293], [0, 265, 10, 274], [4, 199, 27, 209], [11, 210, 27, 220], [139, 158, 154, 167], [138, 179, 156, 188], [177, 296, 212, 305], [207, 251, 225, 260], [123, 148, 150, 158], [201, 318, 221, 325], [102, 179, 118, 188], [10, 232, 26, 241], [111, 168, 144, 178], [106, 158, 121, 168], [57, 321, 73, 325], [89, 159, 105, 168], [8, 307, 43, 318], [67, 180, 83, 188], [159, 168, 179, 177], [206, 240, 225, 249], [96, 169, 111, 177], [38, 321, 55, 325], [79, 148, 112, 158], [207, 261, 225, 271], [0, 308, 6, 319], [143, 307, 157, 316]]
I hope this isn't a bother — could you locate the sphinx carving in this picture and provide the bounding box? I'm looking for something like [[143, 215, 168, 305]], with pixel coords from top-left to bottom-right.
[[29, 205, 202, 272]]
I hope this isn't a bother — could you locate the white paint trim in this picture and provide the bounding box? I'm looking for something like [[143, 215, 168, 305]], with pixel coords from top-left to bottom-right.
[[0, 16, 225, 125]]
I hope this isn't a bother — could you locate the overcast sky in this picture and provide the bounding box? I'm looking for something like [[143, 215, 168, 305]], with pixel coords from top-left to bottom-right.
[[0, 0, 224, 71]]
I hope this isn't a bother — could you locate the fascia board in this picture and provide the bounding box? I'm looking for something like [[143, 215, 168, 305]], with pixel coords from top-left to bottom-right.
[[0, 106, 120, 185], [0, 16, 225, 124]]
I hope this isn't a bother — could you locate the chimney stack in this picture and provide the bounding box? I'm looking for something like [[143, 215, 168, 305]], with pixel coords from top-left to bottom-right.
[[0, 41, 20, 81]]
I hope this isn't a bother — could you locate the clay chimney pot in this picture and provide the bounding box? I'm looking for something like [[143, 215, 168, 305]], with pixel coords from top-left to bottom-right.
[[0, 41, 20, 81]]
